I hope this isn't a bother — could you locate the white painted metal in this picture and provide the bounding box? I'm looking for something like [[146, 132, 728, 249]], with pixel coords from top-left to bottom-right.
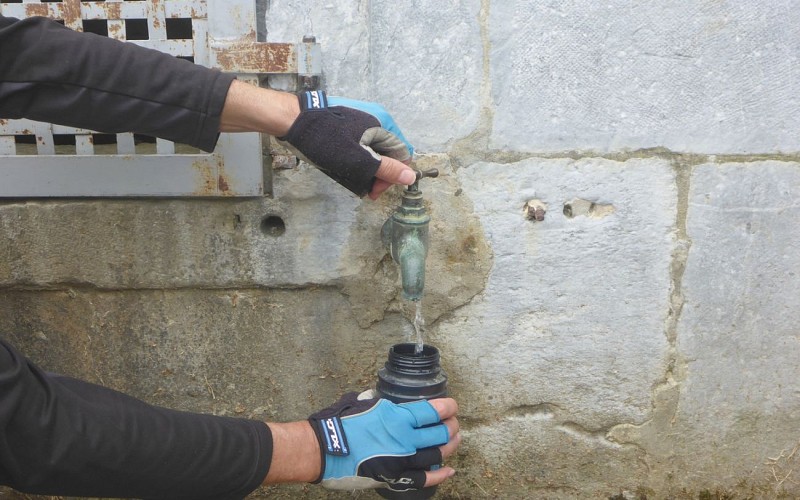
[[0, 0, 317, 197]]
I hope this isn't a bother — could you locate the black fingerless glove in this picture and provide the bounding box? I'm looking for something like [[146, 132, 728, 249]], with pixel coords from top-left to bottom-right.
[[279, 91, 413, 197]]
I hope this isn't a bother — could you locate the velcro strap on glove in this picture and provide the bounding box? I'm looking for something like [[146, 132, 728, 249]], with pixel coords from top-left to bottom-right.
[[313, 415, 350, 457]]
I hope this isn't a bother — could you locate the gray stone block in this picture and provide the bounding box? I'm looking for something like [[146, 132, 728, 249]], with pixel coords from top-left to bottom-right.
[[368, 0, 484, 152], [674, 161, 800, 488], [490, 2, 800, 154], [442, 157, 676, 426]]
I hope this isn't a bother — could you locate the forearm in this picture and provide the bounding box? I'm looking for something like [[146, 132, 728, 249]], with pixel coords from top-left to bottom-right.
[[0, 15, 234, 151], [0, 340, 271, 499]]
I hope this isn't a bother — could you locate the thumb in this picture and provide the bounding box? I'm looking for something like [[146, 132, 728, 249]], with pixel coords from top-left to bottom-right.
[[369, 156, 416, 200], [376, 156, 416, 186], [424, 467, 456, 487]]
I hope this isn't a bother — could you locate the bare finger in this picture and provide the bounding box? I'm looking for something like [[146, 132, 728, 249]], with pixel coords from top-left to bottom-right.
[[368, 178, 393, 200], [375, 156, 416, 186], [428, 398, 459, 421], [442, 416, 460, 440], [424, 466, 456, 487], [439, 431, 462, 460]]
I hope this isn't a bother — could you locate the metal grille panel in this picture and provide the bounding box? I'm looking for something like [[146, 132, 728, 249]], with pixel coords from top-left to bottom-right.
[[0, 0, 320, 197]]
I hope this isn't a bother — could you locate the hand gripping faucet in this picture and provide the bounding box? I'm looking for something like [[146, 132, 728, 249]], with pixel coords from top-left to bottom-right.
[[381, 169, 439, 301]]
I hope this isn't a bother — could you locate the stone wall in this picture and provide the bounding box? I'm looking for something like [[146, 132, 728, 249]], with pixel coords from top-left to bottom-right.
[[3, 1, 800, 498]]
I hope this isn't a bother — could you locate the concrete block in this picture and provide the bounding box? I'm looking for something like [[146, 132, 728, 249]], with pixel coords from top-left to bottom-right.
[[0, 288, 396, 421], [490, 2, 800, 154], [0, 168, 367, 289]]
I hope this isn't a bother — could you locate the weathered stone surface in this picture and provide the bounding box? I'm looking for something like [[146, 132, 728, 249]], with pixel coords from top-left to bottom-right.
[[262, 0, 373, 97], [674, 161, 800, 491], [0, 180, 360, 288], [440, 157, 676, 425], [605, 160, 800, 497], [341, 154, 492, 328], [0, 161, 490, 310], [263, 0, 483, 153], [0, 288, 406, 500], [367, 0, 484, 152], [0, 288, 386, 420], [6, 1, 800, 498], [490, 2, 800, 154], [449, 409, 648, 499]]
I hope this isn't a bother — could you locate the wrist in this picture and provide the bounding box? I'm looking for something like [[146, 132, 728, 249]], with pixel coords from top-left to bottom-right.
[[263, 421, 321, 484], [269, 90, 301, 136], [220, 80, 300, 137]]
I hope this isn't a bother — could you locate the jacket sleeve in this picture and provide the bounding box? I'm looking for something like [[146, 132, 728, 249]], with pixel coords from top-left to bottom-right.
[[0, 339, 272, 499], [0, 14, 236, 152]]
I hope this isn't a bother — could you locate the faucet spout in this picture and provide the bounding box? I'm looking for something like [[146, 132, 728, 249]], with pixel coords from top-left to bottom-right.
[[382, 172, 437, 301], [397, 236, 426, 301]]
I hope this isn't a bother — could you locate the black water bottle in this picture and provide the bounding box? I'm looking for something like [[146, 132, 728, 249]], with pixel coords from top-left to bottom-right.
[[376, 343, 448, 500]]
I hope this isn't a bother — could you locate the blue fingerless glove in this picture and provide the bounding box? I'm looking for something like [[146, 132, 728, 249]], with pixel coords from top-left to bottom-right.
[[309, 392, 449, 491], [279, 90, 414, 197]]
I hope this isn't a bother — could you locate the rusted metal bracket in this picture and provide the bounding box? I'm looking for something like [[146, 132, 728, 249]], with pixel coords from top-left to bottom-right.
[[210, 36, 322, 81]]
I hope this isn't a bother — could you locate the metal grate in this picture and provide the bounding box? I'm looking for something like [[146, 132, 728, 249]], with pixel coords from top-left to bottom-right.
[[0, 0, 321, 197]]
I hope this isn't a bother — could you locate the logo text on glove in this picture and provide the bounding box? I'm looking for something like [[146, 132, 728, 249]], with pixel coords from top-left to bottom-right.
[[318, 416, 349, 456], [379, 474, 416, 489], [302, 90, 328, 111]]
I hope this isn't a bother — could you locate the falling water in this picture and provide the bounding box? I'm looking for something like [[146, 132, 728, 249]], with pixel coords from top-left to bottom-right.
[[413, 299, 425, 354]]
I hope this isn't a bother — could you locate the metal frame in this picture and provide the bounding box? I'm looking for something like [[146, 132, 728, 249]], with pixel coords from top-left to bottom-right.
[[0, 0, 321, 197]]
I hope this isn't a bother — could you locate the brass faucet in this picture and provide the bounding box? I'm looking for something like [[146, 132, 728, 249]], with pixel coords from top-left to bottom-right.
[[381, 169, 439, 301]]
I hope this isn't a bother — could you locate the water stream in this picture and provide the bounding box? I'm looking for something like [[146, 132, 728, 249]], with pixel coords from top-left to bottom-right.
[[413, 299, 425, 354]]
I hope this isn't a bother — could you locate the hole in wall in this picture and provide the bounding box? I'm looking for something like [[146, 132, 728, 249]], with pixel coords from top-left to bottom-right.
[[260, 215, 286, 237], [563, 198, 616, 219]]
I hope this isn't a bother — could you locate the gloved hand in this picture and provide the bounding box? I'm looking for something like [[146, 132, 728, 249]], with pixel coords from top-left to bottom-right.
[[308, 392, 459, 492], [279, 90, 416, 198]]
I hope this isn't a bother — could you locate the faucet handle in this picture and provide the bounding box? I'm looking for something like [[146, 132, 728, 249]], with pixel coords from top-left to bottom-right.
[[407, 168, 439, 193], [415, 168, 439, 181]]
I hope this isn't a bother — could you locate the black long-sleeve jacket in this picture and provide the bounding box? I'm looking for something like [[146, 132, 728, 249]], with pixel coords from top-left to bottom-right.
[[0, 14, 235, 151], [0, 15, 272, 499]]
